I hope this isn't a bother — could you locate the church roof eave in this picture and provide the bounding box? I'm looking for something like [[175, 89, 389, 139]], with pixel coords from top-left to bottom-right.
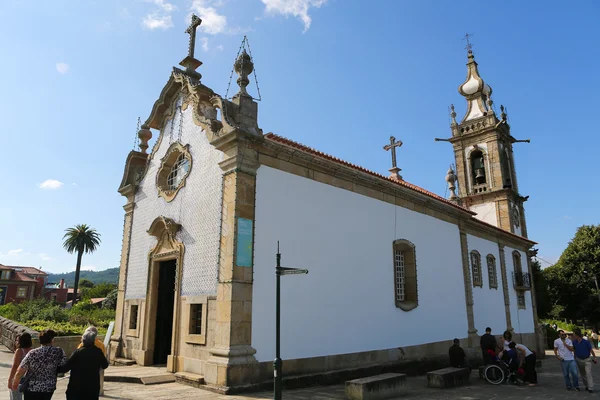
[[263, 133, 536, 248], [264, 133, 475, 216]]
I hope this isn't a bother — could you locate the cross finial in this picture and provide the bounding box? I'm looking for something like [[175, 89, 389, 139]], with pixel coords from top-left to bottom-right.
[[463, 33, 474, 52], [383, 136, 403, 181], [179, 14, 203, 78], [186, 14, 202, 59]]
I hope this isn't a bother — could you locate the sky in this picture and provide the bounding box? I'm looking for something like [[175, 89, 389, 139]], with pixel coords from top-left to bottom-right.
[[0, 0, 599, 273]]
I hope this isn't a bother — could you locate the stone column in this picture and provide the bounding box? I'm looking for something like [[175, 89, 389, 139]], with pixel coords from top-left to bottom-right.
[[203, 133, 260, 389], [110, 190, 135, 361], [526, 250, 542, 356], [458, 226, 478, 346], [497, 244, 513, 332]]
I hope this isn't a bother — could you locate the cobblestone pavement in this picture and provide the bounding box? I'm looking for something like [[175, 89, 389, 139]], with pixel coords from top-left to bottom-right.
[[1, 346, 598, 399]]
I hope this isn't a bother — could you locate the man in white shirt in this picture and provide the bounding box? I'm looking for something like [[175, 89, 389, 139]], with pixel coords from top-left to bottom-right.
[[554, 330, 580, 391]]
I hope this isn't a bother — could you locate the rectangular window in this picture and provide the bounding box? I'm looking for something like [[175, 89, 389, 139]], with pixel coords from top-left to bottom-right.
[[129, 305, 139, 330], [517, 293, 526, 308], [16, 286, 27, 298], [189, 304, 203, 335], [0, 271, 11, 280], [394, 250, 405, 302]]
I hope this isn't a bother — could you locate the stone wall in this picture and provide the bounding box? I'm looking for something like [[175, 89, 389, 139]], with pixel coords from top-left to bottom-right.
[[0, 317, 103, 356], [0, 317, 38, 351]]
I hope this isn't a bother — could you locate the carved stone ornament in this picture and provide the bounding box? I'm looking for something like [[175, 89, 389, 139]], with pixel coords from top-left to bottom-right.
[[147, 216, 182, 258], [512, 203, 521, 228], [156, 142, 192, 202]]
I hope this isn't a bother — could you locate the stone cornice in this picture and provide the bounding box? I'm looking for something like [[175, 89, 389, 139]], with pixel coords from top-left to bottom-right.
[[257, 138, 473, 221]]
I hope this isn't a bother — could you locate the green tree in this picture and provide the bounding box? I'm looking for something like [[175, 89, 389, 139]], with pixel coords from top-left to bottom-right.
[[531, 259, 551, 318], [63, 224, 101, 306], [79, 278, 95, 288], [543, 225, 600, 322]]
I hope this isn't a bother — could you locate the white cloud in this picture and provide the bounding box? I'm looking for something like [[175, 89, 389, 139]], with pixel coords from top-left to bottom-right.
[[261, 0, 327, 32], [39, 179, 64, 190], [143, 14, 173, 30], [190, 1, 228, 35], [72, 183, 77, 186], [142, 0, 176, 30], [199, 37, 210, 51], [8, 249, 23, 256], [216, 44, 224, 51], [152, 0, 175, 12], [56, 63, 70, 74], [39, 253, 52, 261]]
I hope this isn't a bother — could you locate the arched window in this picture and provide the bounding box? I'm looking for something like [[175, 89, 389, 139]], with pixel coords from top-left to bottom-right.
[[501, 146, 513, 189], [393, 240, 417, 311], [512, 251, 522, 274], [470, 250, 483, 287], [471, 149, 487, 185], [512, 251, 526, 309], [486, 254, 498, 289]]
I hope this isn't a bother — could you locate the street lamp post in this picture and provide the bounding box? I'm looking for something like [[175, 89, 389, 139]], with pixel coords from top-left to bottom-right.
[[274, 242, 308, 400]]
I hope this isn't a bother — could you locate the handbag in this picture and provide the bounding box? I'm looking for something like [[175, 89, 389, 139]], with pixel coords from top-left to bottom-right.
[[17, 373, 29, 393]]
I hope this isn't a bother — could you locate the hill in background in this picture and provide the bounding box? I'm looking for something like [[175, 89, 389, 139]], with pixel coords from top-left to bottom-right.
[[47, 267, 119, 287]]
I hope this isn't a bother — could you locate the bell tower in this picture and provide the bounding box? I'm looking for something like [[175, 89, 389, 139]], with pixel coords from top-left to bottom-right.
[[438, 48, 530, 237]]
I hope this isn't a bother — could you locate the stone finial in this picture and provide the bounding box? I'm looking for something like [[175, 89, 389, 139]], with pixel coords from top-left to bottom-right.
[[500, 105, 507, 122], [138, 124, 152, 154], [234, 49, 254, 98], [445, 167, 459, 201], [450, 104, 457, 125]]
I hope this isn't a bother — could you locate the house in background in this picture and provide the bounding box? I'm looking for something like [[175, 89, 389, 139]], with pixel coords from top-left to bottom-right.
[[42, 279, 68, 304], [0, 265, 48, 305]]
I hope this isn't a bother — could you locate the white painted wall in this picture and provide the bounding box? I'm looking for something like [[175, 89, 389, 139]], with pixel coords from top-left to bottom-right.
[[470, 202, 498, 227], [467, 234, 506, 334], [125, 97, 224, 299], [252, 166, 468, 362], [505, 247, 535, 334]]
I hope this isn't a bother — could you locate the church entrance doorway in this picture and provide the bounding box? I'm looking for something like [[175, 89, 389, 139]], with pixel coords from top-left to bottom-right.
[[153, 259, 176, 365]]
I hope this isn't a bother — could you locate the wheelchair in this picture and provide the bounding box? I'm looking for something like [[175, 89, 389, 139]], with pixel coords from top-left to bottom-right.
[[483, 358, 524, 385]]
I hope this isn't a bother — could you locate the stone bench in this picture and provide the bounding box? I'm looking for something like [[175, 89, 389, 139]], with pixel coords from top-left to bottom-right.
[[345, 373, 407, 400], [427, 367, 470, 388]]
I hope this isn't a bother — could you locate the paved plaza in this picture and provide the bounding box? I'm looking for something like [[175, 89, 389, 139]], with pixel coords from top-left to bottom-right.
[[1, 347, 598, 399]]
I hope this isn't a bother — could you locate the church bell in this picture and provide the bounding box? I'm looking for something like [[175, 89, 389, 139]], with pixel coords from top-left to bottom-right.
[[475, 168, 486, 184]]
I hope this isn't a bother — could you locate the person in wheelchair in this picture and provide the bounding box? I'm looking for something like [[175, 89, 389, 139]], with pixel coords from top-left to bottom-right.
[[498, 342, 521, 382]]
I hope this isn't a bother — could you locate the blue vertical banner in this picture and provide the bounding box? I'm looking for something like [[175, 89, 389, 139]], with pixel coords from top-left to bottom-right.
[[236, 218, 254, 267]]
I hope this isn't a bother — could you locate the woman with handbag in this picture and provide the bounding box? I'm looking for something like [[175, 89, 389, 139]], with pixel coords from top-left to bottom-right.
[[8, 333, 32, 400], [10, 330, 67, 400]]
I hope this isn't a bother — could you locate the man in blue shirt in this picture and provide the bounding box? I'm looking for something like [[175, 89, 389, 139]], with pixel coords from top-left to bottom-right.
[[573, 328, 596, 393]]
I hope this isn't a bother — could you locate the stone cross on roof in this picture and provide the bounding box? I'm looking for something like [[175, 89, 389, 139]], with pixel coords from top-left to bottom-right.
[[179, 14, 203, 78], [186, 14, 202, 59], [383, 136, 403, 181]]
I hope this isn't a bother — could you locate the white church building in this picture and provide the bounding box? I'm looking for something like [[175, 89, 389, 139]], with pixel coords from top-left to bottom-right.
[[111, 16, 540, 392]]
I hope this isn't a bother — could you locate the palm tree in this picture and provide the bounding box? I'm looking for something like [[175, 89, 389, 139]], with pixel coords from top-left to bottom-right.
[[63, 224, 101, 305]]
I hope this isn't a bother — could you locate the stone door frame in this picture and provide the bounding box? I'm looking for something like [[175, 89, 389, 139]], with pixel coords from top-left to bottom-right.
[[140, 216, 185, 372]]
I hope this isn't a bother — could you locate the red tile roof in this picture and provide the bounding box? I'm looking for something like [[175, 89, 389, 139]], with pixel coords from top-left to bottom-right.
[[264, 133, 536, 245], [0, 265, 47, 276], [264, 133, 474, 214]]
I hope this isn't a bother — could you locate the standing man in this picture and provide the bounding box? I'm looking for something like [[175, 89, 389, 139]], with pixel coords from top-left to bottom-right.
[[554, 330, 580, 391], [480, 327, 496, 365], [573, 328, 596, 393]]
